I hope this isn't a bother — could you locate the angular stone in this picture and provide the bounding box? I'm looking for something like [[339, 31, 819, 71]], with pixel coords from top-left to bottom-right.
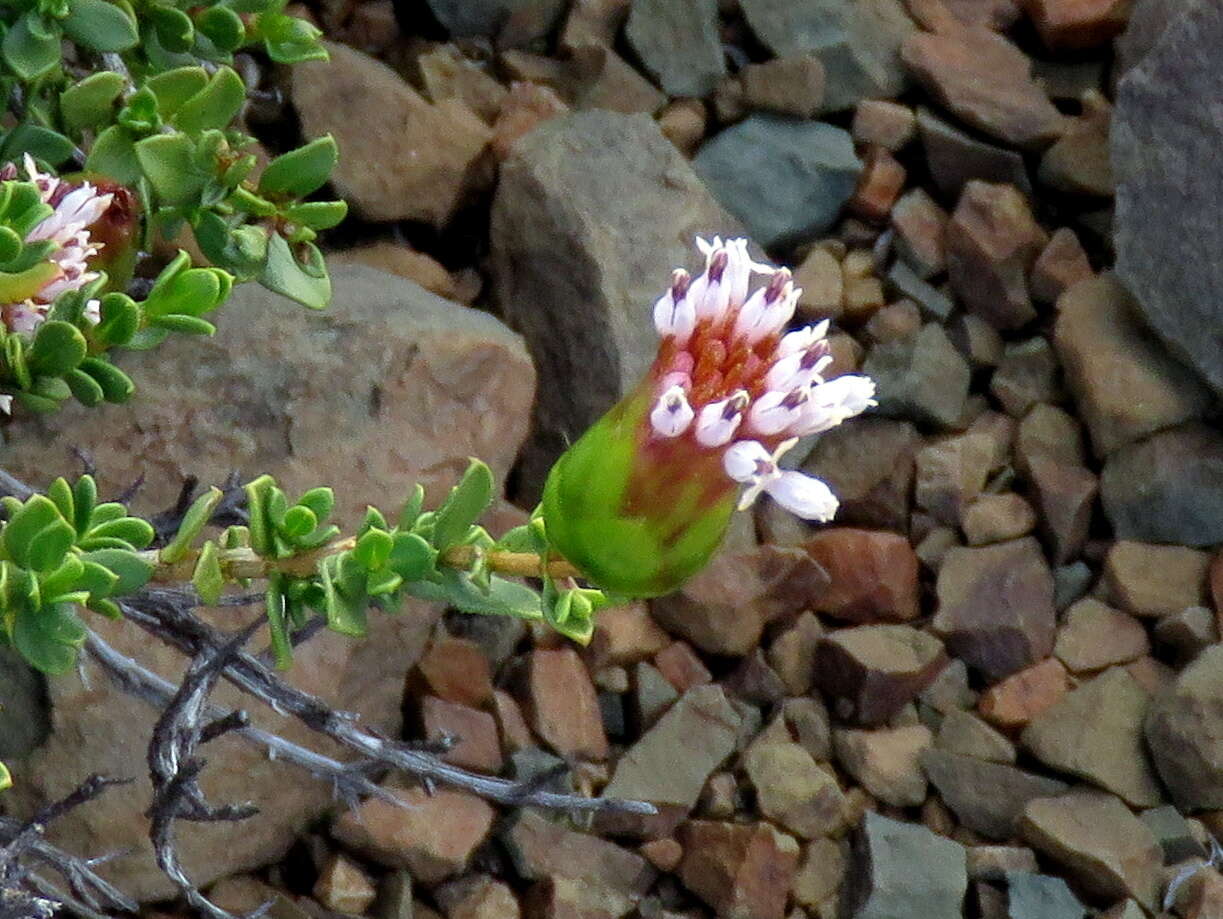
[[521, 648, 608, 760], [603, 685, 741, 810], [493, 689, 535, 754], [901, 28, 1066, 150], [725, 650, 787, 706], [1113, 0, 1223, 395], [743, 741, 848, 838], [802, 529, 920, 622], [967, 847, 1039, 880], [922, 750, 1069, 840], [1014, 404, 1085, 476], [864, 299, 922, 345], [915, 432, 995, 526], [330, 242, 466, 302], [792, 245, 844, 321], [420, 696, 504, 773], [631, 661, 678, 728], [890, 187, 947, 278], [978, 659, 1070, 729], [863, 323, 971, 430], [1025, 0, 1129, 49], [843, 813, 967, 919], [650, 553, 769, 657], [853, 99, 916, 151], [559, 0, 628, 48], [962, 493, 1037, 546], [990, 338, 1060, 418], [1031, 228, 1093, 305], [943, 0, 1021, 29], [0, 646, 47, 761], [916, 107, 1031, 199], [1101, 423, 1223, 548], [1021, 668, 1162, 807], [1004, 871, 1087, 919], [1020, 790, 1163, 909], [833, 725, 932, 806], [791, 838, 847, 912], [1027, 456, 1097, 566], [739, 0, 915, 112], [766, 612, 823, 696], [491, 81, 569, 161], [920, 658, 977, 715], [656, 97, 707, 157], [435, 875, 520, 919], [946, 181, 1045, 330], [333, 787, 495, 884], [292, 42, 490, 225], [570, 46, 667, 116], [425, 0, 565, 39], [1145, 644, 1223, 811], [814, 625, 948, 726], [416, 636, 495, 709], [1054, 275, 1212, 457], [850, 146, 907, 222], [1155, 606, 1219, 665], [693, 115, 861, 247], [588, 603, 670, 668], [624, 0, 724, 97], [415, 43, 508, 123], [1140, 804, 1207, 866], [1103, 541, 1210, 618], [490, 110, 741, 497], [1038, 92, 1113, 196], [802, 417, 920, 531], [677, 820, 800, 919], [314, 854, 378, 915], [935, 709, 1016, 764], [653, 641, 712, 692], [740, 54, 826, 118], [934, 538, 1056, 680], [782, 696, 833, 763], [1054, 599, 1149, 673]]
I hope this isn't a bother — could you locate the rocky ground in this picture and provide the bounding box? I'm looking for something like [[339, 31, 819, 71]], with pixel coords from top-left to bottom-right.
[[3, 0, 1223, 918]]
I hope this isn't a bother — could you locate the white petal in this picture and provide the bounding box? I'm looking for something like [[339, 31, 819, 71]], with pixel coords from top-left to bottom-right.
[[0, 394, 11, 414], [650, 385, 695, 437], [83, 298, 101, 325], [747, 389, 803, 436], [694, 392, 747, 447], [653, 290, 696, 344], [778, 320, 830, 357], [766, 471, 839, 521], [722, 439, 772, 483]]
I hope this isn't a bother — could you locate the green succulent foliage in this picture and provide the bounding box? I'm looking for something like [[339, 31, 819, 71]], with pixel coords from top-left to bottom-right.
[[0, 476, 153, 674], [0, 760, 10, 791]]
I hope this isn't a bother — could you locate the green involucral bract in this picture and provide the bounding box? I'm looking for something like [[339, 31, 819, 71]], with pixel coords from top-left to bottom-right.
[[542, 383, 735, 599]]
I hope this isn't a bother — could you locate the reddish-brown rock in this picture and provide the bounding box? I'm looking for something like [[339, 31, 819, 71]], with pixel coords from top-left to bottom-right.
[[492, 688, 535, 753], [890, 187, 948, 278], [416, 636, 495, 708], [978, 658, 1070, 728], [677, 821, 800, 919], [1027, 455, 1097, 565], [1031, 227, 1093, 305], [1022, 0, 1129, 50], [588, 602, 670, 667], [901, 28, 1066, 150], [419, 696, 504, 773], [521, 648, 609, 760], [852, 99, 917, 151], [850, 146, 907, 222], [814, 625, 948, 726], [654, 641, 712, 692], [492, 81, 569, 161], [803, 529, 920, 622]]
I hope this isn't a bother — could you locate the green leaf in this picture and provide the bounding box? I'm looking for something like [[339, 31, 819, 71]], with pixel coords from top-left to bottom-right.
[[72, 475, 96, 535], [0, 761, 11, 791], [243, 474, 274, 555], [84, 125, 139, 184], [431, 460, 494, 552], [64, 368, 103, 406], [78, 357, 134, 403], [0, 126, 76, 168], [191, 539, 223, 605], [27, 321, 87, 375], [265, 575, 293, 669], [0, 227, 22, 266], [79, 548, 152, 594], [387, 532, 434, 582], [320, 556, 367, 637], [38, 555, 84, 599], [61, 70, 126, 132], [282, 200, 348, 231], [27, 518, 74, 571], [353, 529, 392, 570], [260, 12, 327, 64], [258, 136, 338, 198], [4, 496, 63, 568], [3, 14, 62, 81], [160, 486, 222, 564], [195, 5, 245, 52], [86, 516, 154, 549], [46, 478, 74, 525], [151, 313, 216, 335], [87, 597, 122, 619], [134, 134, 208, 206], [91, 292, 141, 347], [171, 66, 245, 134], [144, 267, 221, 318], [75, 559, 120, 598], [398, 484, 425, 529], [149, 5, 194, 52], [259, 234, 330, 310], [295, 486, 333, 521], [13, 603, 85, 675], [406, 570, 543, 620], [366, 568, 401, 596], [279, 505, 316, 540], [146, 66, 209, 118], [62, 0, 138, 50]]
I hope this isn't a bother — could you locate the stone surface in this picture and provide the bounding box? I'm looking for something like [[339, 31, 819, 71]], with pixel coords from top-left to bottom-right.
[[766, 612, 823, 696], [792, 245, 844, 320], [1015, 405, 1085, 476], [791, 838, 847, 912], [890, 187, 947, 278], [1020, 790, 1163, 909], [933, 538, 1056, 680], [330, 242, 467, 302], [624, 0, 724, 97], [1054, 275, 1211, 457], [962, 493, 1037, 546], [802, 529, 920, 622], [967, 847, 1039, 881], [656, 97, 707, 157], [491, 81, 569, 162], [1145, 644, 1223, 811], [738, 0, 915, 112], [978, 658, 1071, 728], [0, 646, 47, 761], [420, 696, 504, 773], [990, 338, 1059, 418], [862, 323, 971, 430], [743, 741, 848, 838], [292, 42, 490, 225], [1054, 599, 1149, 673], [852, 99, 917, 151], [1103, 541, 1210, 618], [1031, 228, 1093, 305], [489, 110, 741, 497], [1027, 456, 1098, 566], [570, 45, 667, 115], [935, 709, 1016, 764], [916, 107, 1031, 199], [740, 54, 826, 118], [416, 636, 496, 709], [1154, 606, 1219, 665], [901, 27, 1065, 150], [1113, 0, 1223, 395], [693, 115, 861, 247], [946, 181, 1045, 330], [1004, 871, 1087, 919], [415, 43, 508, 123], [425, 0, 565, 39], [1039, 93, 1113, 197], [922, 750, 1070, 840], [814, 625, 948, 726], [334, 787, 495, 885], [1021, 668, 1162, 807], [850, 146, 907, 222], [314, 854, 378, 915], [3, 267, 536, 899], [915, 433, 995, 526], [589, 604, 670, 668], [1025, 0, 1128, 49], [521, 648, 608, 760], [833, 725, 932, 806], [843, 812, 967, 919], [603, 685, 741, 810], [802, 418, 920, 531], [677, 820, 800, 919], [1100, 423, 1223, 548], [1141, 804, 1207, 865], [435, 875, 521, 919]]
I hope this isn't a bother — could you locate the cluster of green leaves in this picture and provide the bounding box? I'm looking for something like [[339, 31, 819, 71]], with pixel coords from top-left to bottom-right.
[[0, 475, 153, 673]]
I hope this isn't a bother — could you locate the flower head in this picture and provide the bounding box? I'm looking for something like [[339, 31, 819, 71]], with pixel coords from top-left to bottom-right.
[[0, 155, 114, 335], [542, 237, 876, 597]]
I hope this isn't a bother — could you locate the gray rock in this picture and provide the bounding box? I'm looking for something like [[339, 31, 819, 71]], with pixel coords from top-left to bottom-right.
[[1145, 644, 1223, 811], [490, 111, 743, 498], [886, 260, 954, 322], [1005, 872, 1087, 919], [693, 115, 861, 247], [740, 0, 915, 112], [1112, 0, 1183, 78], [1140, 805, 1207, 865], [862, 323, 971, 430], [3, 267, 537, 899], [921, 750, 1068, 840], [0, 646, 49, 760], [843, 812, 967, 919], [1100, 423, 1223, 547], [935, 709, 1015, 764], [625, 0, 725, 97], [917, 107, 1031, 199], [425, 0, 565, 39], [1113, 0, 1223, 394], [1021, 668, 1163, 807]]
